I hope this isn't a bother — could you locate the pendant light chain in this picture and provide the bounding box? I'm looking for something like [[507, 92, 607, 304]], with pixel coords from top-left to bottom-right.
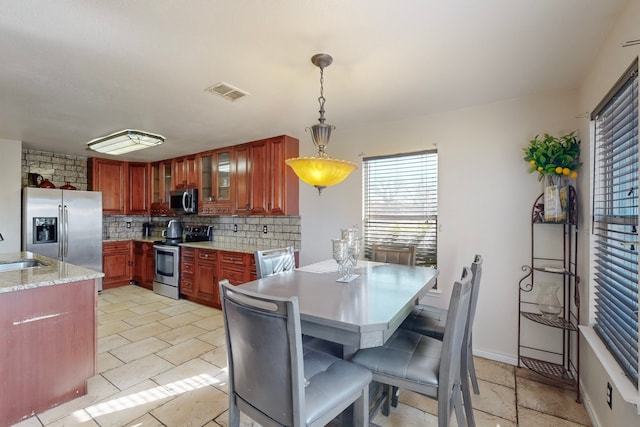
[[318, 65, 326, 124]]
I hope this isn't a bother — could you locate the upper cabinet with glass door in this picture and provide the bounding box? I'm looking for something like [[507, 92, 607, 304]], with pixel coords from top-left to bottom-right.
[[199, 148, 234, 215], [150, 160, 174, 216]]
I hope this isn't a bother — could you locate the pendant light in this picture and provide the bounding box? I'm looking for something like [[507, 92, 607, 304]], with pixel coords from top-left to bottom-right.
[[286, 53, 357, 195]]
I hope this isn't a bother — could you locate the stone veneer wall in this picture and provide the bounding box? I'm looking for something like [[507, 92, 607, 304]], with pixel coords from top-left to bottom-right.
[[22, 149, 88, 190], [22, 149, 301, 250]]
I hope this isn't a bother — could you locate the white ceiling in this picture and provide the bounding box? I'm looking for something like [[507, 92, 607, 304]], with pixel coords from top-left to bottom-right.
[[0, 0, 629, 161]]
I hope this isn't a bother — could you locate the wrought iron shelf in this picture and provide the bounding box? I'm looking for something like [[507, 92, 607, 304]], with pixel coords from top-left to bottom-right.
[[521, 312, 577, 330], [520, 356, 577, 386]]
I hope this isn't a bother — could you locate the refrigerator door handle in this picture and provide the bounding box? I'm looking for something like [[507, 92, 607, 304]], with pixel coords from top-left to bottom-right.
[[63, 205, 69, 258], [58, 205, 63, 259]]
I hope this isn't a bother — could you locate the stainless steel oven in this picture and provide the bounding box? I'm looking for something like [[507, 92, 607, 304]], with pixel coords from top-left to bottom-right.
[[153, 244, 180, 299]]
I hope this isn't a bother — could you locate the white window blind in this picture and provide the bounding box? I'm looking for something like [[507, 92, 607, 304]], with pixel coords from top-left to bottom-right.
[[362, 150, 437, 267], [592, 58, 639, 387]]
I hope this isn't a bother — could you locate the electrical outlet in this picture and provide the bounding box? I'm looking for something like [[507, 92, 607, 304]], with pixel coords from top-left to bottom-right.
[[263, 225, 268, 234], [233, 224, 238, 233], [126, 222, 131, 229], [606, 382, 612, 409]]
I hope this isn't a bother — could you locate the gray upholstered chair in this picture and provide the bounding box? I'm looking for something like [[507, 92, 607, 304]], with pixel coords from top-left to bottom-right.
[[351, 267, 474, 427], [254, 246, 295, 279], [219, 281, 372, 427], [371, 243, 416, 266], [401, 254, 483, 397]]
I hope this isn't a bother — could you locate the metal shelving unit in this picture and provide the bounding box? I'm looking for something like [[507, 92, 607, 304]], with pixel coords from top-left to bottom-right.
[[518, 186, 581, 402]]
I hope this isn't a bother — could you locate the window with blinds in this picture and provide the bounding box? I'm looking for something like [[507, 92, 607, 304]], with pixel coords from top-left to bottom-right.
[[592, 58, 639, 387], [362, 150, 437, 267]]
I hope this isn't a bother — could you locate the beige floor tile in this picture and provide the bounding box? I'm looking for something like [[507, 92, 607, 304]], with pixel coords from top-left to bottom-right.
[[516, 365, 577, 391], [123, 311, 170, 327], [518, 407, 591, 427], [159, 303, 200, 317], [200, 346, 228, 369], [118, 322, 172, 342], [11, 417, 42, 427], [37, 375, 119, 425], [197, 327, 226, 345], [99, 300, 140, 313], [130, 293, 170, 306], [43, 409, 99, 426], [151, 385, 228, 426], [84, 380, 176, 427], [97, 320, 133, 337], [470, 379, 517, 421], [158, 311, 205, 328], [128, 301, 171, 315], [155, 324, 208, 345], [109, 337, 171, 363], [192, 306, 221, 318], [474, 356, 516, 389], [156, 337, 215, 365], [102, 354, 174, 391], [372, 402, 439, 426], [191, 314, 225, 331], [517, 377, 591, 425], [151, 357, 224, 393], [122, 413, 165, 426], [97, 352, 124, 373], [97, 309, 138, 325], [97, 334, 131, 353]]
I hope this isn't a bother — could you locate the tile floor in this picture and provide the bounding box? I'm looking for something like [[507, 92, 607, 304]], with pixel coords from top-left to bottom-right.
[[14, 285, 592, 427]]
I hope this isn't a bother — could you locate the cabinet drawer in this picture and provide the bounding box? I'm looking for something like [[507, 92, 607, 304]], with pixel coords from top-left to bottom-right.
[[182, 262, 194, 274], [219, 251, 245, 266], [219, 266, 246, 285], [104, 241, 131, 253], [198, 249, 217, 261]]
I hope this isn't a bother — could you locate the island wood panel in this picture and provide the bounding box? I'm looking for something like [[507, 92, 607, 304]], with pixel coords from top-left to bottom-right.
[[0, 279, 97, 427]]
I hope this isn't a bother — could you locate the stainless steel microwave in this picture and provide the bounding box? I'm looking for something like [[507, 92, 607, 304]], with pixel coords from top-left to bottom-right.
[[169, 188, 198, 214]]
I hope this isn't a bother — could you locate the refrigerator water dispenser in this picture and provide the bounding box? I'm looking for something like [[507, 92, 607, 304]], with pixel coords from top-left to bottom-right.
[[33, 217, 57, 244]]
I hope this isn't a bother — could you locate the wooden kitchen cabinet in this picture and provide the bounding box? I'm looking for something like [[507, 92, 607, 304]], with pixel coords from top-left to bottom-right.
[[180, 247, 196, 297], [127, 162, 150, 215], [132, 241, 155, 289], [88, 158, 126, 214], [195, 248, 219, 307], [173, 155, 198, 189], [150, 160, 174, 215], [233, 135, 299, 215], [199, 149, 233, 215], [103, 240, 132, 289], [219, 250, 252, 285]]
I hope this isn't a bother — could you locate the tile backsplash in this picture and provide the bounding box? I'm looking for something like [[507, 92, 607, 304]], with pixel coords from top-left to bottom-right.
[[22, 148, 302, 250]]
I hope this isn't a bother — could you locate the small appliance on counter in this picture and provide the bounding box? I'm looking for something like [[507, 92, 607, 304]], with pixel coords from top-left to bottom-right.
[[152, 224, 212, 300], [142, 222, 153, 238]]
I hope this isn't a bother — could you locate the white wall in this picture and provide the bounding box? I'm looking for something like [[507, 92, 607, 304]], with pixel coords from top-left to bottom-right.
[[299, 89, 579, 363], [0, 138, 22, 253], [576, 0, 640, 424]]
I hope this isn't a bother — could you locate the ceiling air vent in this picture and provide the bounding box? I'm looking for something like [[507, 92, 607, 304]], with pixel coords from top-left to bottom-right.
[[204, 82, 250, 102]]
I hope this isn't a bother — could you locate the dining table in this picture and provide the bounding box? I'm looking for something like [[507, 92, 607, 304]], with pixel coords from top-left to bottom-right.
[[237, 259, 439, 358]]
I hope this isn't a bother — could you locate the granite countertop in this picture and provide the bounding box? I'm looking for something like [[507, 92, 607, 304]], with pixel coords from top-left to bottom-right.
[[178, 241, 281, 254], [0, 252, 104, 294]]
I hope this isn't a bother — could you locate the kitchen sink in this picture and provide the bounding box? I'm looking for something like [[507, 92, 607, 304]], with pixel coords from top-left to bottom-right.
[[0, 259, 49, 272]]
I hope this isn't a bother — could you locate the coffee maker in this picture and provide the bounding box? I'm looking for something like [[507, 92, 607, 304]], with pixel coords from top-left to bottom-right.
[[142, 222, 153, 238]]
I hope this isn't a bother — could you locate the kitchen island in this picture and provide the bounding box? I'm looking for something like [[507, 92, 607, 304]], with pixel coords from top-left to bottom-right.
[[0, 252, 103, 426]]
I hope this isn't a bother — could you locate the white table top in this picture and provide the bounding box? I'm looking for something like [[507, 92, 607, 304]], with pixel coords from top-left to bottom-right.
[[238, 260, 439, 350]]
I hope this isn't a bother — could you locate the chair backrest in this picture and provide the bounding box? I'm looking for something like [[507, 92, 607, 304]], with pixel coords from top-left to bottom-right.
[[371, 243, 416, 266], [220, 281, 305, 426], [254, 246, 295, 279], [438, 267, 473, 410]]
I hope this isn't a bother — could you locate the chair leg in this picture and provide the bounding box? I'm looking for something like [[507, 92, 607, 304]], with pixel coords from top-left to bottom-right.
[[391, 385, 399, 407], [381, 384, 391, 416], [452, 384, 468, 427], [228, 396, 240, 427], [460, 361, 476, 427], [353, 385, 370, 427], [468, 338, 480, 394]]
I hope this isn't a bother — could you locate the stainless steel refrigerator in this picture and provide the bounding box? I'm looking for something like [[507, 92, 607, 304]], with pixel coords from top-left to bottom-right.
[[22, 187, 103, 290]]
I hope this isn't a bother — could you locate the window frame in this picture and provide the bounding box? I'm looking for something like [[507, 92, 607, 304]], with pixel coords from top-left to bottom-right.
[[362, 149, 438, 268]]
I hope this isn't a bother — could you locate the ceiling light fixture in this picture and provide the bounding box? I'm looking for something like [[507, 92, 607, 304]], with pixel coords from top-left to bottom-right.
[[285, 53, 357, 195], [86, 129, 165, 155]]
